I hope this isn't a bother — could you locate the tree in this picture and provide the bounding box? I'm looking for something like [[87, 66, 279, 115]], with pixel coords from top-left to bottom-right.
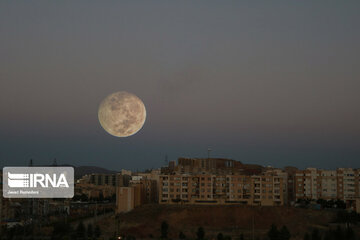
[[87, 223, 93, 238], [303, 233, 310, 240], [161, 221, 169, 239], [335, 199, 346, 209], [323, 229, 335, 240], [6, 226, 15, 240], [279, 226, 291, 240], [94, 225, 101, 238], [239, 233, 244, 240], [311, 229, 321, 240], [345, 227, 355, 240], [52, 221, 71, 237], [126, 235, 136, 240], [334, 226, 343, 240], [99, 192, 104, 202], [196, 227, 205, 240], [217, 233, 224, 240], [179, 231, 186, 239], [76, 222, 86, 239], [80, 194, 89, 202], [111, 193, 116, 202], [267, 224, 279, 240]]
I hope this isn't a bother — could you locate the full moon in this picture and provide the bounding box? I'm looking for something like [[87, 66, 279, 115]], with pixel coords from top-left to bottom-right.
[[98, 91, 146, 137]]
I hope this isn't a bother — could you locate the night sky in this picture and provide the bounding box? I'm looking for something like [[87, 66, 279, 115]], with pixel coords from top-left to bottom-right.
[[1, 1, 359, 170]]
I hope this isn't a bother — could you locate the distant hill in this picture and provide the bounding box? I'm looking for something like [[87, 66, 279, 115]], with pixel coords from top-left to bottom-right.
[[74, 166, 117, 179], [177, 157, 265, 175]]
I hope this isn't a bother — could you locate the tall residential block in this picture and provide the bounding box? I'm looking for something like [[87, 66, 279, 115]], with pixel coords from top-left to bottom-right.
[[295, 168, 360, 202], [159, 172, 285, 206]]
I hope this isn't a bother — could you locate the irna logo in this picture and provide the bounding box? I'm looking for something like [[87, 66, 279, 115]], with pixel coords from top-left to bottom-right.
[[3, 167, 74, 198], [7, 172, 69, 188]]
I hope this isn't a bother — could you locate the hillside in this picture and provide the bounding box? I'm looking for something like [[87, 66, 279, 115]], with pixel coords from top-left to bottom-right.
[[98, 204, 343, 239], [74, 166, 117, 179]]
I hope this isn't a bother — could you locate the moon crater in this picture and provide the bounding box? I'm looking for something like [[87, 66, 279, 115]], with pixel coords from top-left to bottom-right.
[[98, 91, 146, 137]]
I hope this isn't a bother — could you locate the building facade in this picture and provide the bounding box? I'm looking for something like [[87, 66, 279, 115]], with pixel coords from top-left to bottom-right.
[[116, 175, 158, 213], [158, 172, 285, 206], [295, 168, 360, 202]]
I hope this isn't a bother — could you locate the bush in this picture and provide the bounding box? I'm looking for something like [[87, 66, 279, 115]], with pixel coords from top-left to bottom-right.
[[76, 222, 86, 239], [311, 229, 320, 240], [303, 233, 310, 240], [87, 223, 93, 238], [179, 231, 186, 239], [267, 224, 279, 240], [196, 227, 205, 240], [161, 221, 169, 239], [94, 225, 101, 238], [239, 233, 244, 240], [279, 225, 291, 240]]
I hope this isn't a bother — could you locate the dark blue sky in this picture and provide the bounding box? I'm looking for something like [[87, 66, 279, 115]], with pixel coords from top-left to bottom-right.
[[1, 1, 359, 170]]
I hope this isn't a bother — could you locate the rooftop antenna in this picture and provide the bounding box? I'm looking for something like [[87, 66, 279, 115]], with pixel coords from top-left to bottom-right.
[[207, 147, 212, 159], [165, 154, 168, 166], [29, 159, 33, 167], [53, 158, 57, 166]]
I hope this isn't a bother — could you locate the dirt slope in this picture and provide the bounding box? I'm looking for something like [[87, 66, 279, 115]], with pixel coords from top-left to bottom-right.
[[99, 204, 337, 239]]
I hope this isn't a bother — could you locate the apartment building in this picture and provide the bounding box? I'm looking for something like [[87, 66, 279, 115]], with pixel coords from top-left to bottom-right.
[[89, 173, 117, 186], [159, 172, 285, 206], [116, 175, 158, 213], [75, 183, 116, 199], [166, 158, 264, 175], [116, 187, 137, 213], [78, 173, 131, 187], [295, 168, 360, 202]]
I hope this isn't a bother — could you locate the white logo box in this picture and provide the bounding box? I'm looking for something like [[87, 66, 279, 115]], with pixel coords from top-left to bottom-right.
[[3, 167, 74, 198]]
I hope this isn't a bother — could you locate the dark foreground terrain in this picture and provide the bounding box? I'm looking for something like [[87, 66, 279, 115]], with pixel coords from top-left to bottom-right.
[[97, 204, 359, 239]]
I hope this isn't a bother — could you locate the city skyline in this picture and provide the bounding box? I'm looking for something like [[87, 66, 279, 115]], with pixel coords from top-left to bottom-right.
[[1, 1, 360, 170]]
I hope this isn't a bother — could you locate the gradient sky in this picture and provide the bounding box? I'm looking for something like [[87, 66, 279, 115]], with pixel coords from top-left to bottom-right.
[[1, 1, 359, 170]]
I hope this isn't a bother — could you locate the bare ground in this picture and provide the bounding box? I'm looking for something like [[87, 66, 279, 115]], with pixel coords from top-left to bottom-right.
[[96, 204, 345, 239]]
